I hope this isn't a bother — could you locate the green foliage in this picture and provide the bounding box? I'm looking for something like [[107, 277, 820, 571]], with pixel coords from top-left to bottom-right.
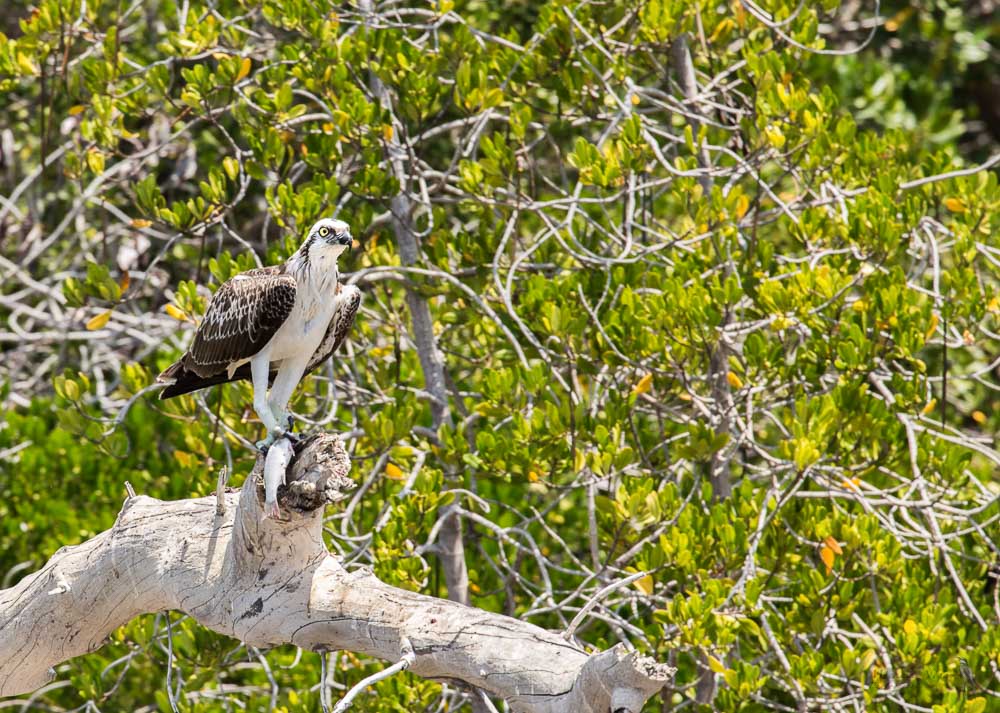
[[1, 0, 998, 711], [0, 401, 187, 564]]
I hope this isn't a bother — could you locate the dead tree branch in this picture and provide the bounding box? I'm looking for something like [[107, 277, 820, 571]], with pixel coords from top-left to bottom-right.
[[0, 434, 672, 712]]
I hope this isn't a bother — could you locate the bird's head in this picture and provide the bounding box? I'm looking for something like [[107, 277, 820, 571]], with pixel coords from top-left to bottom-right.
[[305, 218, 352, 259]]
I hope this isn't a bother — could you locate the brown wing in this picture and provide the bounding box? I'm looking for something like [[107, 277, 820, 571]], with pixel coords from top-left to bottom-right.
[[182, 266, 297, 378], [157, 358, 266, 399], [305, 284, 361, 374]]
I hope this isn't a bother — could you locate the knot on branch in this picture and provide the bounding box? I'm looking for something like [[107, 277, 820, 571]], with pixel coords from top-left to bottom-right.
[[576, 644, 675, 713], [253, 433, 354, 515], [1, 430, 676, 712]]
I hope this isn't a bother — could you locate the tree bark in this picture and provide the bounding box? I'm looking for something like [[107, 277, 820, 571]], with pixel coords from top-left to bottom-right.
[[359, 0, 471, 628], [0, 434, 672, 711], [671, 34, 733, 505]]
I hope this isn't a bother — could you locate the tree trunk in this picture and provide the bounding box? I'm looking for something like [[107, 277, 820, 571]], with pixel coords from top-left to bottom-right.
[[0, 434, 672, 712], [671, 34, 733, 505]]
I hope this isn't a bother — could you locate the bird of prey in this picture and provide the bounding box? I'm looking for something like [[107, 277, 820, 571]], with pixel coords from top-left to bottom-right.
[[157, 218, 361, 450]]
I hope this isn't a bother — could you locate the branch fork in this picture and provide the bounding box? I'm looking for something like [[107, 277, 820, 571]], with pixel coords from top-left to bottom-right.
[[0, 433, 672, 711]]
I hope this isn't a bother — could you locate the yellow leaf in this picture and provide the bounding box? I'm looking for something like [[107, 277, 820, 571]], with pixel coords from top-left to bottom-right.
[[988, 296, 1000, 313], [574, 448, 586, 472], [764, 125, 785, 149], [62, 379, 80, 401], [963, 329, 974, 345], [819, 546, 835, 574], [165, 304, 188, 322], [174, 450, 195, 468], [16, 53, 36, 75], [734, 2, 747, 28], [726, 371, 744, 389], [527, 470, 540, 483], [236, 57, 252, 82], [852, 300, 867, 313], [706, 654, 727, 674], [842, 477, 861, 491], [86, 149, 105, 175], [903, 619, 916, 635], [131, 218, 152, 229], [86, 311, 112, 330], [884, 6, 913, 32], [924, 313, 939, 341], [119, 271, 130, 293], [734, 194, 749, 219], [223, 156, 239, 181], [920, 398, 937, 416], [632, 373, 653, 395], [383, 124, 394, 141], [708, 17, 735, 43], [630, 93, 640, 106], [385, 462, 405, 480], [68, 104, 86, 116], [824, 535, 843, 556], [633, 574, 654, 595], [972, 410, 986, 424], [944, 197, 966, 213]]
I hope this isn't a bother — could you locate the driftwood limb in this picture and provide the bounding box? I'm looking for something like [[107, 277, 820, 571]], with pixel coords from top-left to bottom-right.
[[0, 434, 672, 711]]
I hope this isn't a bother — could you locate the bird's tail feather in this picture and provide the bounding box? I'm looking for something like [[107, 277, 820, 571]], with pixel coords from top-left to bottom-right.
[[157, 359, 260, 400], [157, 360, 183, 384]]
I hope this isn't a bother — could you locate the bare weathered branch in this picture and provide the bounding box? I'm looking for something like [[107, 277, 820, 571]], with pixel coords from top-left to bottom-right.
[[0, 435, 672, 712]]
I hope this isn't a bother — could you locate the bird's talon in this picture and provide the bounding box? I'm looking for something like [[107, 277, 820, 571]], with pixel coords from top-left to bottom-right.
[[255, 428, 285, 453]]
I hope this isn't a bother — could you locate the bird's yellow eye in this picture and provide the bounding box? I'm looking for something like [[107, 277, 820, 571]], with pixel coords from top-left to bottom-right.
[[319, 226, 330, 236]]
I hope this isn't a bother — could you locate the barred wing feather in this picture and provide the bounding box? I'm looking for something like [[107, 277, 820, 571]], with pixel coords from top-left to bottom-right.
[[305, 284, 361, 373], [183, 267, 297, 378]]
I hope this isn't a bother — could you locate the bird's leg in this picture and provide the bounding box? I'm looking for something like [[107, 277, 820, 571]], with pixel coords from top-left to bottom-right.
[[251, 351, 283, 451], [267, 356, 309, 442]]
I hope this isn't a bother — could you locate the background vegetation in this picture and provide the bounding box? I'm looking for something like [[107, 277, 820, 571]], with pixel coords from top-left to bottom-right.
[[1, 0, 998, 710]]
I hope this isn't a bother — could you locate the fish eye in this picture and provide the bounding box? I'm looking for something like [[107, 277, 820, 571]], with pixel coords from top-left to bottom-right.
[[319, 226, 330, 237]]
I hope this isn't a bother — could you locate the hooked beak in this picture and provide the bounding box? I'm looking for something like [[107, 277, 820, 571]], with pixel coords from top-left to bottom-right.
[[335, 232, 352, 247]]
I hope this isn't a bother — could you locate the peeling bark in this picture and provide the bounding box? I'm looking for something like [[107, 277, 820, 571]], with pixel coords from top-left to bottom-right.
[[0, 434, 672, 711]]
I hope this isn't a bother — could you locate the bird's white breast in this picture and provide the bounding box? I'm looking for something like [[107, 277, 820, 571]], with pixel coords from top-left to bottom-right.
[[265, 264, 340, 362]]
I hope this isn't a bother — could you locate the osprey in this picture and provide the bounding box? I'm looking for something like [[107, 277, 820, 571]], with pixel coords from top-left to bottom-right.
[[157, 218, 361, 451]]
